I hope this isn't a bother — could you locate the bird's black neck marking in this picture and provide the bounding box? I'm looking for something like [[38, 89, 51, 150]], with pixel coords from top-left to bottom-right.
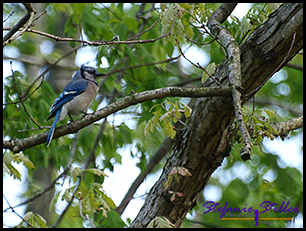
[[85, 78, 98, 86]]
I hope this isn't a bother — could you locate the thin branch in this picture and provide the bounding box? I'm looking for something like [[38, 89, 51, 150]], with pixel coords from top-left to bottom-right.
[[79, 198, 96, 228], [3, 172, 62, 213], [116, 137, 174, 215], [173, 35, 221, 86], [254, 99, 303, 116], [52, 179, 81, 228], [127, 20, 158, 41], [273, 116, 303, 138], [10, 61, 42, 129], [3, 11, 14, 23], [3, 12, 176, 47], [33, 10, 47, 22], [201, 23, 228, 58], [101, 54, 181, 84], [4, 70, 44, 107], [185, 35, 217, 46], [3, 4, 32, 41], [3, 194, 34, 228], [3, 131, 79, 214], [285, 63, 303, 71], [3, 3, 36, 47], [22, 45, 83, 99]]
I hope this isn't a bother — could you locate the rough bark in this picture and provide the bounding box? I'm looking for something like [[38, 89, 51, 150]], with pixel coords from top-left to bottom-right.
[[130, 3, 303, 228]]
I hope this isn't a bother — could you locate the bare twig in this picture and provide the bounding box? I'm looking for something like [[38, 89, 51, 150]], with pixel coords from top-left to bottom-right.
[[116, 137, 174, 215], [10, 61, 42, 129], [3, 3, 36, 47], [3, 11, 14, 23], [23, 45, 83, 99], [79, 198, 96, 228], [3, 13, 175, 47], [201, 24, 228, 58], [52, 179, 81, 228], [100, 54, 181, 85], [3, 131, 79, 214], [33, 10, 47, 22], [127, 20, 158, 41], [173, 35, 221, 86], [285, 63, 303, 71], [185, 35, 217, 46], [3, 194, 34, 228]]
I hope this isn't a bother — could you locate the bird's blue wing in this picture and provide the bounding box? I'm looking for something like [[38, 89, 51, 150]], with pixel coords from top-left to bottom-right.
[[47, 80, 88, 120]]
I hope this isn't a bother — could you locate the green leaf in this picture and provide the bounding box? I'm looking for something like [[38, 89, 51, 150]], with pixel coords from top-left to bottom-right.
[[49, 190, 61, 212], [100, 210, 127, 228], [84, 189, 99, 214], [202, 62, 216, 83], [145, 107, 162, 135], [240, 16, 252, 36], [84, 168, 108, 177], [163, 174, 173, 190], [3, 163, 21, 180], [186, 25, 194, 39], [148, 216, 175, 228], [19, 212, 47, 228], [162, 120, 176, 139], [62, 188, 72, 202], [95, 187, 117, 210], [117, 123, 134, 144], [71, 166, 82, 180], [3, 152, 34, 180], [14, 153, 35, 169], [33, 213, 47, 228], [263, 109, 276, 121], [122, 17, 138, 32]]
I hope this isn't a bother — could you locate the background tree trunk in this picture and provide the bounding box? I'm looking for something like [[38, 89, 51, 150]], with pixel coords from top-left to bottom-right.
[[25, 3, 77, 225], [130, 3, 303, 227]]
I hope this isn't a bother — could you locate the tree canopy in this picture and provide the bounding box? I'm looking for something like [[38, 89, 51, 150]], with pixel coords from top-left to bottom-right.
[[3, 3, 303, 228]]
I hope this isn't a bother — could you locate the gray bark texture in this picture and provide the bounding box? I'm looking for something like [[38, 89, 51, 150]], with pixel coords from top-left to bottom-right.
[[130, 3, 303, 228]]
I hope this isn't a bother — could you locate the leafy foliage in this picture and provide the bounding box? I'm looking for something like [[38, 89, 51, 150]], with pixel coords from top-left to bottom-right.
[[148, 216, 175, 228], [145, 100, 192, 139]]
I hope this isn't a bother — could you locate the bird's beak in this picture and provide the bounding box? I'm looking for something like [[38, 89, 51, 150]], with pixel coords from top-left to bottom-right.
[[94, 73, 105, 78]]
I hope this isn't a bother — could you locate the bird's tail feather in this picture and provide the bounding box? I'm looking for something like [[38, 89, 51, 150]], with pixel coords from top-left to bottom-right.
[[47, 108, 61, 147]]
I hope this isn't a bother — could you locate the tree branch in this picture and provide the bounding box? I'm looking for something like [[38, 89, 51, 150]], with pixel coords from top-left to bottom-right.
[[116, 136, 174, 216], [3, 131, 79, 214], [3, 3, 36, 47], [10, 61, 42, 129], [208, 3, 253, 161], [3, 11, 176, 47], [3, 86, 231, 153], [273, 116, 303, 138]]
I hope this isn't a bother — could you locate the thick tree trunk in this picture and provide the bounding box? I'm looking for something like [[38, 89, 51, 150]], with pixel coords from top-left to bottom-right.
[[130, 3, 303, 228]]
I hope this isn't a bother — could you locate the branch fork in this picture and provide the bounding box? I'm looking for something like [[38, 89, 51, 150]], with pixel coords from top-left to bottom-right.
[[207, 3, 253, 161]]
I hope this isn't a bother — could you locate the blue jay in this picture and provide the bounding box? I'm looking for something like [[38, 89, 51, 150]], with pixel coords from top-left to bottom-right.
[[46, 65, 104, 147]]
